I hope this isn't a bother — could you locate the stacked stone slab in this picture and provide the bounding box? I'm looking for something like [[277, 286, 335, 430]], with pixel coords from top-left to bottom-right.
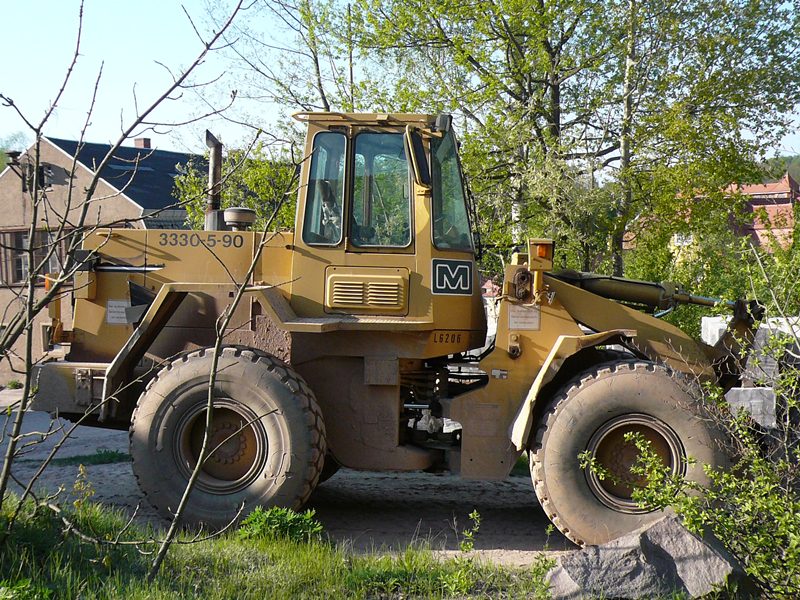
[[702, 316, 799, 429]]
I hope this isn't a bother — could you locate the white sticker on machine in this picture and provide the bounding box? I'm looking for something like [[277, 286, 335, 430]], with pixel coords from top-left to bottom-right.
[[106, 300, 131, 325], [508, 303, 541, 331]]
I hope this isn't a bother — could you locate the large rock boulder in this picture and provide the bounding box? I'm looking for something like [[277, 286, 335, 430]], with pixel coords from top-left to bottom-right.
[[546, 516, 752, 599]]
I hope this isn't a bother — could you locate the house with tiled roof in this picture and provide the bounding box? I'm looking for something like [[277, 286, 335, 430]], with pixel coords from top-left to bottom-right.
[[653, 171, 799, 255], [735, 172, 799, 248], [0, 136, 200, 381], [0, 136, 200, 282]]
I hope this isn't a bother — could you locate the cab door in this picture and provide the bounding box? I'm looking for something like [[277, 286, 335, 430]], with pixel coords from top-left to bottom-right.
[[290, 127, 417, 319]]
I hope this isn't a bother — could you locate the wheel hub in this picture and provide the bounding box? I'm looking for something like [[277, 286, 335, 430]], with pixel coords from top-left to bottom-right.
[[206, 421, 248, 465], [176, 400, 267, 494], [585, 413, 685, 514]]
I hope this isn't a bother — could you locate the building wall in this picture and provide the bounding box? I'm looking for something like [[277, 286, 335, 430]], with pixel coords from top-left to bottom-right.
[[0, 140, 144, 229], [737, 173, 798, 250], [0, 140, 144, 383], [743, 197, 796, 249]]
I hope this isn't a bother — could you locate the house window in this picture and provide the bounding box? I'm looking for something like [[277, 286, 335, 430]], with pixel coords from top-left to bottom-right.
[[21, 164, 54, 193], [671, 233, 694, 248], [1, 230, 63, 286]]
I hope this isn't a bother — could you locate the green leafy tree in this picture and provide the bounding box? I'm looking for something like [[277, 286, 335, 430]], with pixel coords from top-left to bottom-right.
[[354, 0, 620, 264], [208, 0, 799, 283], [608, 0, 799, 274], [175, 142, 298, 231], [350, 0, 800, 276], [764, 155, 800, 181]]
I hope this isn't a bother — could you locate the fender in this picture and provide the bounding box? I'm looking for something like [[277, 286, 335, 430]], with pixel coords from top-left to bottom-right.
[[509, 329, 635, 450], [102, 283, 295, 409]]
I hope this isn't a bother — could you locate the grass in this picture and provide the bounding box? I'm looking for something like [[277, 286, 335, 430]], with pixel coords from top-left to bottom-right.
[[0, 495, 555, 599], [49, 449, 131, 467], [16, 449, 131, 467]]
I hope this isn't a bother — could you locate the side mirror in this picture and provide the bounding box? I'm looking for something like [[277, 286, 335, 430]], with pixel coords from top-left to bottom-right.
[[404, 125, 431, 189], [435, 114, 452, 132]]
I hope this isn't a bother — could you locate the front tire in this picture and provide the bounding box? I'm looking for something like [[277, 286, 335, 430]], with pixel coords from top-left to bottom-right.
[[130, 346, 325, 527], [531, 359, 727, 546]]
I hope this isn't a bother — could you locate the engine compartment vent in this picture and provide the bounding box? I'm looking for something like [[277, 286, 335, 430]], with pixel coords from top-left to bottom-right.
[[325, 267, 408, 314]]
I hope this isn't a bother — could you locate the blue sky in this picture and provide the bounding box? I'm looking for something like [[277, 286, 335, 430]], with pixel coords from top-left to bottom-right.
[[0, 0, 275, 153], [1, 1, 799, 158]]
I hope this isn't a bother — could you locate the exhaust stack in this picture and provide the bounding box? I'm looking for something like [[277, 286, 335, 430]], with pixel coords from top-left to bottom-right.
[[204, 130, 224, 231]]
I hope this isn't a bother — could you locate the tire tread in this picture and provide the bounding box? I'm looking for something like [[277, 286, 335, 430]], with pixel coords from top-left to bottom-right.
[[531, 359, 666, 546], [130, 345, 326, 521]]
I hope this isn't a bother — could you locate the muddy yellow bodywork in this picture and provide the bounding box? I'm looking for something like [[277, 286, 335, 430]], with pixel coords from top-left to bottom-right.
[[35, 112, 742, 481]]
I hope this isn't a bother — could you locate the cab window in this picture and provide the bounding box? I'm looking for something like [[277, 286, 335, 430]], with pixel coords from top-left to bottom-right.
[[349, 132, 412, 248], [303, 131, 346, 245], [432, 131, 473, 251]]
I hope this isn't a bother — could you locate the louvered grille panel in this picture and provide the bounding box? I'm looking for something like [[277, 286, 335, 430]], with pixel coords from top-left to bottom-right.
[[368, 282, 401, 306], [326, 268, 408, 315], [332, 281, 365, 305]]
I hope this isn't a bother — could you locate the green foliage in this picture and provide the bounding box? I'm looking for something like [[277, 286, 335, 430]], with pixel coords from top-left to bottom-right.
[[237, 506, 323, 543], [174, 143, 297, 231], [763, 155, 800, 182], [457, 509, 481, 553], [346, 0, 800, 275], [216, 0, 800, 282], [625, 200, 800, 336], [71, 464, 95, 510], [0, 578, 50, 600], [4, 381, 22, 390]]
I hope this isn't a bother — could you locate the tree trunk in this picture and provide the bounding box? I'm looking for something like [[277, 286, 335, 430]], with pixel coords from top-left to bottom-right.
[[613, 0, 637, 277]]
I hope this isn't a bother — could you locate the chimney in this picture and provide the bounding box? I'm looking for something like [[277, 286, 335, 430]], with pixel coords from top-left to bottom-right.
[[134, 137, 151, 149]]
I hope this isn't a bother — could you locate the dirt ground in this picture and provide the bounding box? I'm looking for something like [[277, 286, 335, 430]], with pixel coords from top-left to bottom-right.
[[2, 406, 576, 567]]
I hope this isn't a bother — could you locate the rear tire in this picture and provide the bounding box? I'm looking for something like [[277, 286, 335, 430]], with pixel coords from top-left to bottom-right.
[[531, 359, 727, 546], [130, 346, 325, 528]]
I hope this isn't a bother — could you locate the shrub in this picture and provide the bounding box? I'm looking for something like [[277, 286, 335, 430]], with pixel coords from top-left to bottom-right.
[[237, 506, 323, 543], [617, 372, 800, 599]]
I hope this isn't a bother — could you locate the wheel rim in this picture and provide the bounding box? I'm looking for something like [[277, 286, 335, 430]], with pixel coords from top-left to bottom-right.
[[585, 413, 685, 514], [175, 398, 268, 494]]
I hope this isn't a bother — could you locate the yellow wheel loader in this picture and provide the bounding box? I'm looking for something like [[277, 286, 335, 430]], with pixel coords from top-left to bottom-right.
[[33, 112, 760, 545]]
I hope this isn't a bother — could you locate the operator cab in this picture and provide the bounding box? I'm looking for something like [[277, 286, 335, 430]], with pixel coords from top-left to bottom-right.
[[288, 113, 485, 356]]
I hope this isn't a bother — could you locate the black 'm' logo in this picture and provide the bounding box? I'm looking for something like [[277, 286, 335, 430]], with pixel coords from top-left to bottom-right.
[[432, 259, 473, 295]]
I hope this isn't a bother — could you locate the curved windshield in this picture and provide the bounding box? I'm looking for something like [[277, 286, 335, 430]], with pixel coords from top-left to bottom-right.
[[431, 131, 473, 251]]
